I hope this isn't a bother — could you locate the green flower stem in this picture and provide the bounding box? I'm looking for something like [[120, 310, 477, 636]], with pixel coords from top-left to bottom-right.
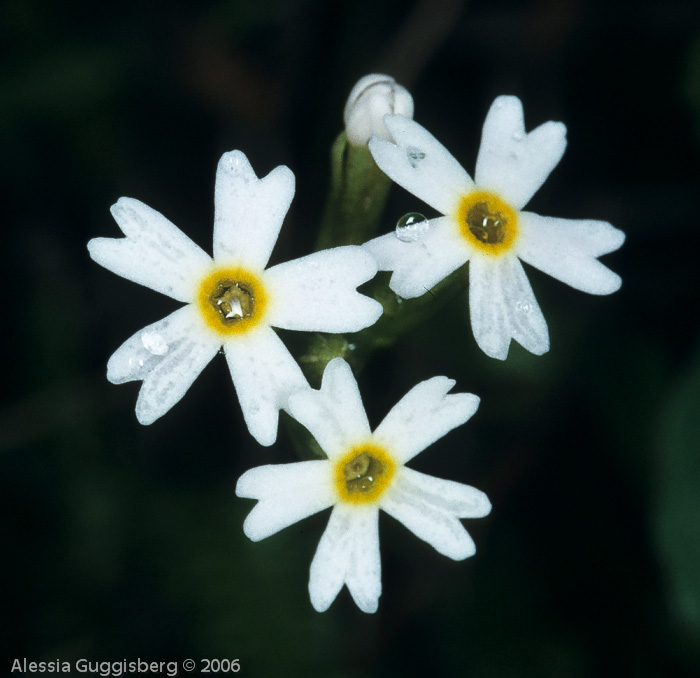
[[315, 132, 392, 249]]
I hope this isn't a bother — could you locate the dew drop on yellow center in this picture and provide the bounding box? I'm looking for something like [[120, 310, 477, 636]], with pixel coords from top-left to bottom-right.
[[334, 443, 396, 505], [197, 266, 268, 335], [456, 190, 518, 255]]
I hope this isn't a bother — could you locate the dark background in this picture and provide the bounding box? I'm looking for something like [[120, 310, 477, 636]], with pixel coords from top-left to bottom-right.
[[3, 0, 700, 675]]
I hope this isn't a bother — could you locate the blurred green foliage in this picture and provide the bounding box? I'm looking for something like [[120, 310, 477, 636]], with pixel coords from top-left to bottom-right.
[[655, 339, 700, 664]]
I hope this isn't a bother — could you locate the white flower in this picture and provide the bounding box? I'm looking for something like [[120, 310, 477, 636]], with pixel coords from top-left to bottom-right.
[[364, 96, 625, 360], [236, 358, 490, 613], [343, 73, 414, 146], [88, 151, 383, 445]]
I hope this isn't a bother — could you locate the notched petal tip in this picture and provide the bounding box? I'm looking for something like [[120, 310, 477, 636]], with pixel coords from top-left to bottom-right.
[[474, 326, 550, 361], [265, 246, 382, 333], [217, 149, 295, 193], [476, 333, 511, 361], [517, 214, 625, 296], [426, 374, 457, 392], [373, 375, 481, 464]]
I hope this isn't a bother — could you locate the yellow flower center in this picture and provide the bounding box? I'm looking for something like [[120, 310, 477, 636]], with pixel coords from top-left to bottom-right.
[[455, 190, 518, 255], [334, 442, 396, 505], [196, 266, 268, 335]]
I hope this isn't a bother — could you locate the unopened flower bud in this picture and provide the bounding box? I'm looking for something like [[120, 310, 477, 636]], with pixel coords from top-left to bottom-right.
[[343, 74, 414, 146]]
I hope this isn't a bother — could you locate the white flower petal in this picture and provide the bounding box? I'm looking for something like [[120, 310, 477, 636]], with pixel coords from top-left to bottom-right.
[[107, 305, 203, 382], [110, 308, 220, 425], [517, 212, 624, 294], [287, 358, 371, 459], [475, 96, 567, 210], [236, 461, 335, 541], [373, 377, 480, 464], [265, 246, 382, 332], [224, 326, 308, 447], [369, 115, 474, 215], [309, 505, 381, 613], [237, 460, 331, 500], [387, 467, 491, 518], [213, 151, 295, 269], [469, 255, 549, 359], [363, 217, 470, 299], [88, 198, 212, 302], [382, 469, 485, 560]]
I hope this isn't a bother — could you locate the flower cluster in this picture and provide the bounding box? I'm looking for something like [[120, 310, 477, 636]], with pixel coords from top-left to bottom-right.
[[89, 75, 623, 612]]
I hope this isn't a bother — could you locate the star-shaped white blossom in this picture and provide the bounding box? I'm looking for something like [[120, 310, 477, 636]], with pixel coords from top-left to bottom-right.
[[364, 95, 625, 359], [88, 151, 382, 445], [236, 358, 490, 613]]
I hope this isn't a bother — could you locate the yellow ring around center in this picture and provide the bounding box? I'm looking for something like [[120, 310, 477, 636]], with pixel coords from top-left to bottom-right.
[[196, 266, 268, 336], [333, 441, 397, 505], [455, 190, 519, 256]]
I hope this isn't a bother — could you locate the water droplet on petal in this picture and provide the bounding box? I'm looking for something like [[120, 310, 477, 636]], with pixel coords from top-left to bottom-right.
[[511, 131, 524, 141], [141, 332, 169, 356], [406, 146, 426, 168], [396, 212, 429, 242]]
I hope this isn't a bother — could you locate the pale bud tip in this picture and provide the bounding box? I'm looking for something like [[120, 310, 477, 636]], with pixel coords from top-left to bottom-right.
[[343, 74, 414, 146]]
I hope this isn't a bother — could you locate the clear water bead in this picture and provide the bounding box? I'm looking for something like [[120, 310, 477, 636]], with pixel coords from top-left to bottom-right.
[[141, 331, 169, 356], [396, 212, 429, 242]]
